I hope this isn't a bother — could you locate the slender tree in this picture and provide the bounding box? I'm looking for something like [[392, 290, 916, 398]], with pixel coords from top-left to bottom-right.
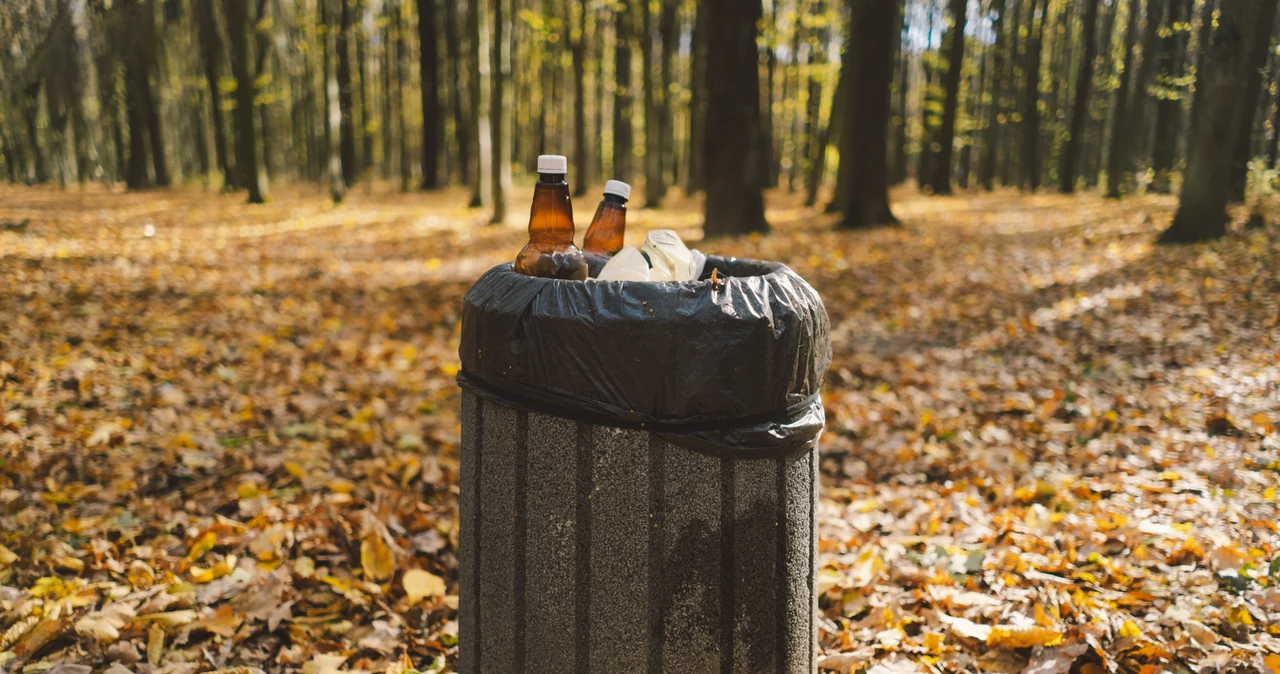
[[394, 0, 412, 191], [489, 0, 512, 225], [640, 0, 663, 206], [196, 0, 232, 188], [1060, 0, 1101, 192], [685, 0, 706, 193], [614, 0, 634, 182], [571, 0, 588, 196], [470, 0, 492, 207], [444, 0, 469, 184], [1149, 0, 1190, 192], [418, 0, 441, 188], [322, 0, 347, 202], [658, 0, 677, 189], [831, 0, 899, 228], [1161, 0, 1280, 243], [1021, 0, 1049, 191], [1107, 0, 1141, 197], [337, 0, 357, 183], [703, 0, 768, 236], [981, 0, 1009, 190], [225, 0, 267, 202], [925, 0, 969, 194], [1128, 0, 1164, 166]]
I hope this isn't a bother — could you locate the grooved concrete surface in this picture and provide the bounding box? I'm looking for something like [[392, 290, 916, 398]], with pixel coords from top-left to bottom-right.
[[457, 392, 818, 674]]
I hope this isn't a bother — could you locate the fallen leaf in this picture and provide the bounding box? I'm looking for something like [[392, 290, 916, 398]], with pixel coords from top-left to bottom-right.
[[403, 568, 447, 605], [361, 534, 396, 582]]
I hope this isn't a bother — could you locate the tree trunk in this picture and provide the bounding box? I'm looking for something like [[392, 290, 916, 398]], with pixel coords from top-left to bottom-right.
[[1161, 0, 1279, 243], [572, 0, 588, 196], [1002, 0, 1024, 186], [225, 0, 267, 202], [489, 0, 512, 224], [1271, 53, 1280, 168], [703, 0, 768, 236], [925, 0, 969, 194], [338, 0, 358, 184], [469, 0, 492, 207], [1227, 2, 1279, 201], [417, 0, 441, 188], [761, 0, 778, 188], [322, 0, 347, 202], [1059, 0, 1101, 192], [123, 55, 150, 188], [832, 0, 900, 228], [1021, 0, 1048, 191], [916, 3, 937, 190], [1088, 0, 1119, 186], [981, 0, 1008, 190], [684, 0, 706, 193], [444, 0, 469, 184], [658, 0, 677, 191], [613, 0, 635, 182], [891, 6, 908, 185], [356, 0, 373, 178], [805, 25, 840, 208], [1128, 0, 1165, 168], [1107, 0, 1142, 197], [1149, 0, 1191, 192], [395, 0, 412, 191], [640, 0, 663, 205], [1187, 0, 1218, 132]]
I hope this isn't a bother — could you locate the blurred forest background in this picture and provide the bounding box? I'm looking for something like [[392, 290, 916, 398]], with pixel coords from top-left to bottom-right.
[[2, 0, 1278, 241]]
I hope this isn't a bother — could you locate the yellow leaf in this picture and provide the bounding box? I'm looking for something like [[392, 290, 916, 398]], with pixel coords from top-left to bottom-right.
[[361, 534, 396, 582], [190, 554, 237, 583], [986, 624, 1064, 648], [922, 631, 945, 654], [1262, 653, 1280, 674], [187, 531, 217, 561], [0, 543, 16, 567], [403, 568, 446, 605], [136, 610, 199, 628], [1118, 619, 1142, 638], [1227, 605, 1254, 626]]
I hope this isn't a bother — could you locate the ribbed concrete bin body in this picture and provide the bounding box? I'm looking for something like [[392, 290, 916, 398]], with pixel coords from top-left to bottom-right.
[[457, 394, 818, 673], [457, 257, 829, 673]]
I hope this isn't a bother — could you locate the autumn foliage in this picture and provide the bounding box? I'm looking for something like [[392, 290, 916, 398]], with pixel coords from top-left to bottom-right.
[[2, 185, 1280, 672]]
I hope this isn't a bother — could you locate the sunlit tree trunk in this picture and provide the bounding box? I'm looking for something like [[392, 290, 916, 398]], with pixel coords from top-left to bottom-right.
[[395, 0, 412, 191], [572, 0, 589, 196], [469, 0, 492, 208], [338, 0, 357, 184], [640, 0, 663, 206], [444, 0, 470, 184], [1059, 0, 1101, 193], [684, 0, 707, 194], [1149, 0, 1191, 193], [1161, 0, 1279, 243], [356, 0, 373, 178], [322, 0, 347, 202]]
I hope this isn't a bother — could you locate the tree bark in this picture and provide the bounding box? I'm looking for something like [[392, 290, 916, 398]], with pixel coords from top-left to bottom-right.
[[1161, 0, 1279, 243], [981, 0, 1008, 190], [614, 0, 635, 182], [1227, 1, 1279, 201], [489, 0, 512, 224], [468, 0, 492, 208], [1059, 0, 1101, 193], [703, 0, 768, 236], [916, 3, 937, 190], [1002, 0, 1024, 186], [1149, 0, 1191, 192], [322, 0, 347, 202], [225, 0, 267, 202], [1128, 0, 1165, 168], [640, 0, 663, 206], [832, 0, 899, 228], [572, 0, 588, 196], [395, 0, 412, 191], [1021, 0, 1048, 191], [338, 0, 358, 184], [444, 0, 469, 184], [925, 0, 969, 194], [1107, 0, 1142, 197], [418, 0, 441, 188], [658, 0, 677, 190], [684, 0, 706, 193], [356, 0, 373, 178]]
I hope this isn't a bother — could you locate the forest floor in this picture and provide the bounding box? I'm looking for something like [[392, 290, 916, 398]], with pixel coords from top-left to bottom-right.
[[1, 183, 1279, 673]]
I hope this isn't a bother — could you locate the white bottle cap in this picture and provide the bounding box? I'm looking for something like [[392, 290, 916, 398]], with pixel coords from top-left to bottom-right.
[[537, 154, 568, 173], [603, 180, 631, 200]]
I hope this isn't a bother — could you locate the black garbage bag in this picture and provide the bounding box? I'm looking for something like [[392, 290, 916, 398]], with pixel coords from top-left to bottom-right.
[[458, 255, 831, 458]]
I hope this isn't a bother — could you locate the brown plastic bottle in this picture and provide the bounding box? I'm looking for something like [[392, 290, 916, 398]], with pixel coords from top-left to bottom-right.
[[514, 155, 588, 280], [583, 180, 631, 257]]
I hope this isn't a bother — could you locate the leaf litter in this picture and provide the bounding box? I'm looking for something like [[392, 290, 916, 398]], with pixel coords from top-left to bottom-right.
[[1, 184, 1279, 672]]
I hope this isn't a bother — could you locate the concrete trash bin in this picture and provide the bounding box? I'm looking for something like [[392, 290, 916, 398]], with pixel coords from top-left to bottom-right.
[[456, 256, 831, 673]]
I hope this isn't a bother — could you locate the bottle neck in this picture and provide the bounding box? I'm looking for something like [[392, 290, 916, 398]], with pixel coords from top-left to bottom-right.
[[603, 193, 628, 206], [538, 173, 567, 184]]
